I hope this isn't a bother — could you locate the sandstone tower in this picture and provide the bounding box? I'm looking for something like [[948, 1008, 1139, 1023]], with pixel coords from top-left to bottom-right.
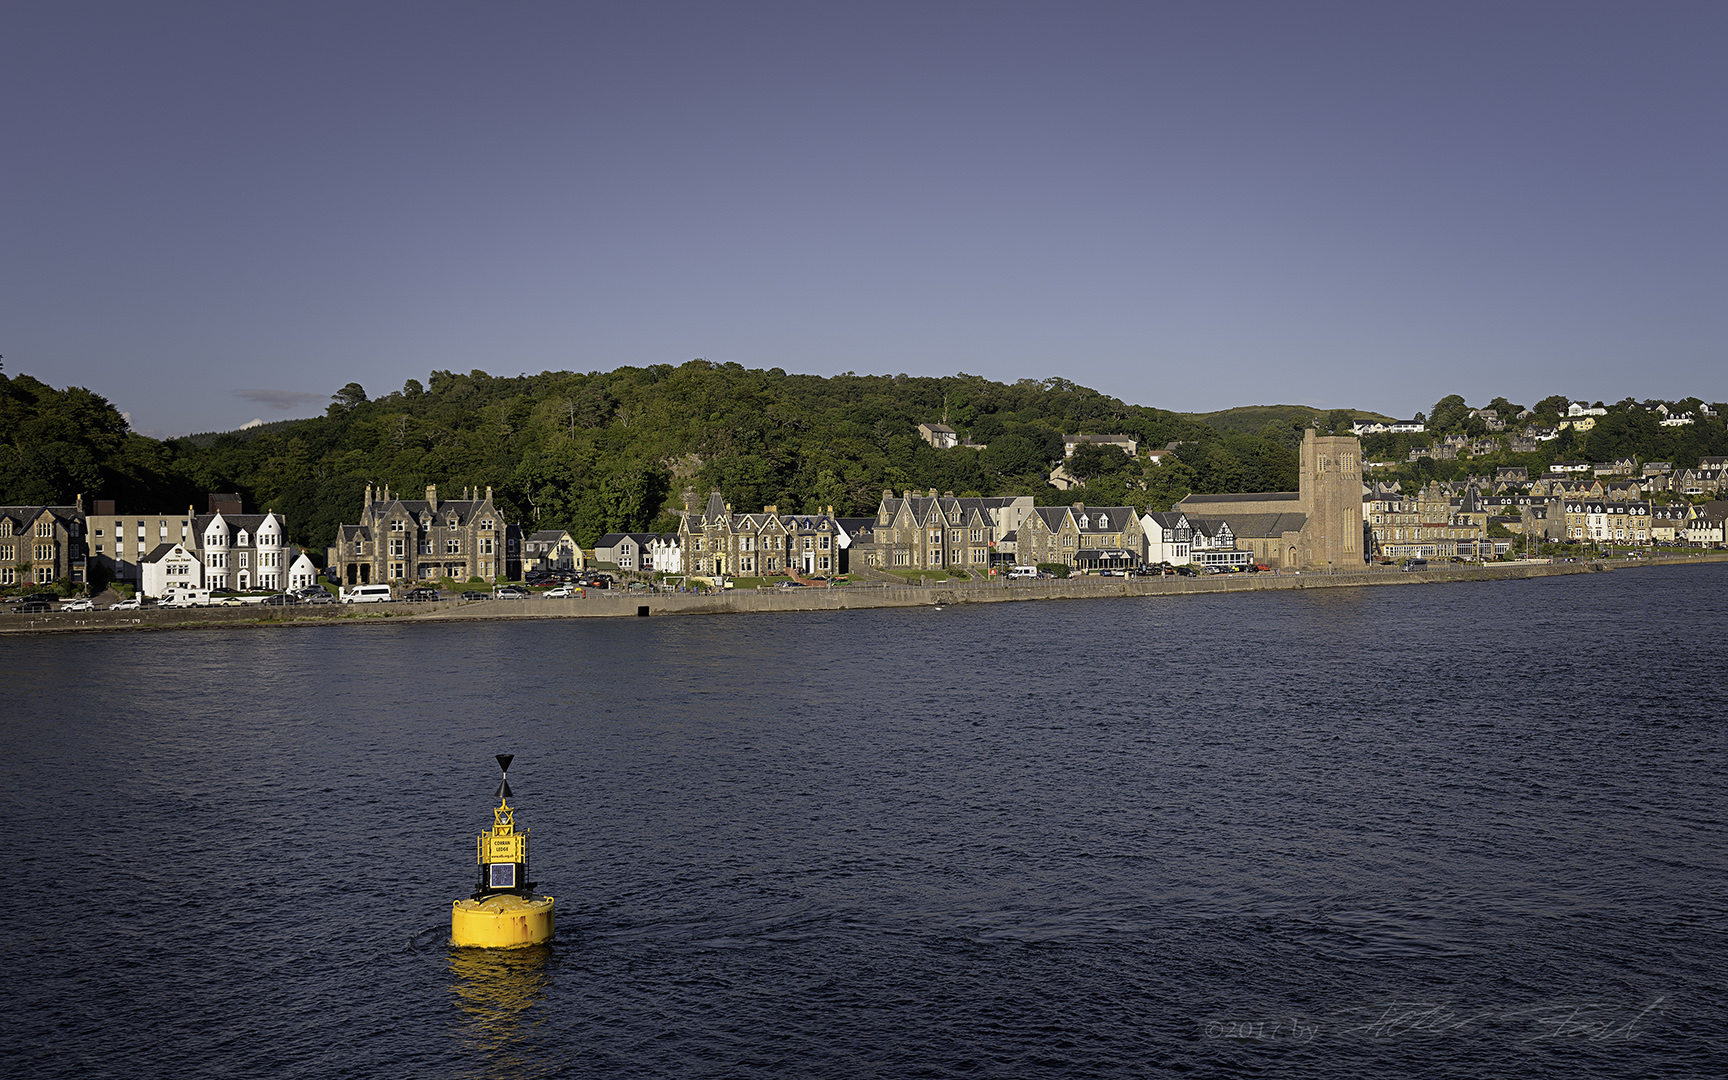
[[1298, 428, 1362, 570]]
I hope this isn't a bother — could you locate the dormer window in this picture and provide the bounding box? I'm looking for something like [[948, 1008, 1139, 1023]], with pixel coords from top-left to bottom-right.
[[237, 530, 249, 547], [1097, 513, 1108, 528]]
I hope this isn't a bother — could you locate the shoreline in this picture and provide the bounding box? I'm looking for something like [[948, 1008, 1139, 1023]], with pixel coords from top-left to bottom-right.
[[5, 554, 1724, 635]]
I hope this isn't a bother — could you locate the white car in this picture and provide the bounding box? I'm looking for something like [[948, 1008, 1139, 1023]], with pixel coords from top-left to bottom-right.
[[110, 597, 142, 610], [542, 584, 580, 598], [62, 597, 96, 611]]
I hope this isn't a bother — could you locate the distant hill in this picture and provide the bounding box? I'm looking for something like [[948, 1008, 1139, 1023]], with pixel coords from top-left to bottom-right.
[[182, 418, 308, 446], [1182, 404, 1396, 436]]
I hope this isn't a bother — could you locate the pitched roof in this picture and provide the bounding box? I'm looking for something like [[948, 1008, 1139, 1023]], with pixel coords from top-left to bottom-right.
[[1179, 491, 1300, 504]]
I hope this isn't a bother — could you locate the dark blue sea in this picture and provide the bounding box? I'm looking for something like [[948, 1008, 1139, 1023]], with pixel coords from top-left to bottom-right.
[[3, 564, 1725, 1078]]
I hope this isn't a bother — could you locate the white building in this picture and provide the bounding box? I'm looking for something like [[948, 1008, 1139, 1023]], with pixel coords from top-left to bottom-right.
[[646, 534, 682, 574], [288, 552, 319, 590], [1139, 511, 1193, 565], [198, 510, 293, 592], [140, 543, 204, 598]]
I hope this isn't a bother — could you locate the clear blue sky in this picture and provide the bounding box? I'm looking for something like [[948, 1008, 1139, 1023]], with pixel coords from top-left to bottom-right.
[[4, 1, 1724, 436]]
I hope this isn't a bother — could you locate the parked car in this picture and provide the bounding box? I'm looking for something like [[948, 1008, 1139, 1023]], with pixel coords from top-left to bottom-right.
[[110, 597, 142, 610], [215, 595, 248, 607], [542, 584, 579, 598], [405, 587, 441, 602], [460, 591, 488, 601], [62, 597, 96, 611], [11, 600, 55, 613], [300, 590, 337, 605], [777, 580, 806, 587], [493, 585, 529, 599], [260, 593, 300, 606]]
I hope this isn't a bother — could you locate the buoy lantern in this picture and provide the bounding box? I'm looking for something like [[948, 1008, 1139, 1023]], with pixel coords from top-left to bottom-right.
[[451, 754, 555, 947]]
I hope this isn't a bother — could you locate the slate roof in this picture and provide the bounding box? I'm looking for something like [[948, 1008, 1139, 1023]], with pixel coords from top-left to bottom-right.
[[1179, 491, 1300, 504], [1213, 512, 1308, 538]]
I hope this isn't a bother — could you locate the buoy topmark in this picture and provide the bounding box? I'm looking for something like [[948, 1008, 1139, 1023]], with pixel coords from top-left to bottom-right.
[[451, 754, 554, 948]]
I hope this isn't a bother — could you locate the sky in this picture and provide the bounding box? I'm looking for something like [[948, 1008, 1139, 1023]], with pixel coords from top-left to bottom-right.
[[4, 2, 1724, 437]]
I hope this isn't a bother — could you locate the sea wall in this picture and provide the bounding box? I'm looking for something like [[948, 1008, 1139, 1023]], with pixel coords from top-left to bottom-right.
[[6, 554, 1724, 635]]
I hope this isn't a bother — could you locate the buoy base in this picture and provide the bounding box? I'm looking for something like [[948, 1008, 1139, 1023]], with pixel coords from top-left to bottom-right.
[[451, 894, 555, 948]]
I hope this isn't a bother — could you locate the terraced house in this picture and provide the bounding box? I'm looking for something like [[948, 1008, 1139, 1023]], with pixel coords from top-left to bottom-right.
[[0, 500, 86, 587], [1561, 500, 1652, 544], [329, 484, 518, 586], [680, 490, 839, 577], [857, 490, 998, 572], [1017, 503, 1143, 570]]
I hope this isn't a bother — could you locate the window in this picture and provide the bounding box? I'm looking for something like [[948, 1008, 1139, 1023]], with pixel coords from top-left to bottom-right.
[[36, 544, 54, 561], [480, 537, 494, 555], [390, 538, 405, 557], [818, 535, 829, 549], [37, 567, 53, 583], [37, 521, 54, 537], [0, 568, 11, 585], [238, 551, 250, 568], [391, 520, 405, 532], [0, 521, 10, 537], [446, 538, 461, 555]]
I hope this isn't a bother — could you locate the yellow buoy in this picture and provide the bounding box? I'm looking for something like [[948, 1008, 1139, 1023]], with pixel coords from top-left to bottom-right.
[[451, 754, 555, 948]]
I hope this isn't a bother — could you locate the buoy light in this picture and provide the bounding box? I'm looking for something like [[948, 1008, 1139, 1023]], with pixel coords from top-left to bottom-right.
[[451, 754, 554, 948]]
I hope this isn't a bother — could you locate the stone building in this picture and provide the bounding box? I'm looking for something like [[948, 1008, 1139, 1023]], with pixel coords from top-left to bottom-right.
[[848, 491, 1035, 572], [328, 484, 517, 587], [1016, 503, 1143, 570], [679, 490, 840, 578], [1175, 429, 1363, 569], [0, 499, 87, 588]]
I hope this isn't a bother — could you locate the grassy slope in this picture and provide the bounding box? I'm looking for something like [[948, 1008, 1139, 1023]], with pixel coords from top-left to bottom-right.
[[1180, 404, 1397, 436]]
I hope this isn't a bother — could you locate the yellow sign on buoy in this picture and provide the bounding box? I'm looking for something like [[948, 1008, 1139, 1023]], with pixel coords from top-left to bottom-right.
[[451, 754, 554, 948]]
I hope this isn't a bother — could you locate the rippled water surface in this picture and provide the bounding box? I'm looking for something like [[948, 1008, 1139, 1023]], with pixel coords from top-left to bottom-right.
[[3, 565, 1725, 1078]]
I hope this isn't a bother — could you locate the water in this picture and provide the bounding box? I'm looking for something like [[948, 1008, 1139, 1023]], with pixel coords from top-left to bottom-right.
[[3, 565, 1724, 1078]]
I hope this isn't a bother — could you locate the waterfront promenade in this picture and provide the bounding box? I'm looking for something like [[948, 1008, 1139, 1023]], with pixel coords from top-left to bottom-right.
[[5, 554, 1724, 634]]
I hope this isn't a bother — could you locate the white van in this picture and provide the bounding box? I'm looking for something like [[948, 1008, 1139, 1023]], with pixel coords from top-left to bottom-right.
[[161, 587, 212, 608], [1008, 566, 1040, 580], [341, 584, 394, 604]]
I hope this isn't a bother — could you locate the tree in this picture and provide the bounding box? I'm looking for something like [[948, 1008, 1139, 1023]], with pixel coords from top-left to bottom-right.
[[1428, 395, 1469, 433], [1535, 395, 1571, 417], [1067, 442, 1131, 482], [329, 382, 368, 415]]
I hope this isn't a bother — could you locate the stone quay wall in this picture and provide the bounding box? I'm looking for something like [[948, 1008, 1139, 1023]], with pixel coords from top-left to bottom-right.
[[4, 554, 1723, 635]]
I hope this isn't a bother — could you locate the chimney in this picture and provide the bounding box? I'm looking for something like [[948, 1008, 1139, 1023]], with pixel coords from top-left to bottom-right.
[[364, 484, 373, 509], [928, 488, 937, 498], [76, 493, 84, 513], [764, 505, 778, 514], [485, 485, 493, 502], [426, 484, 438, 510]]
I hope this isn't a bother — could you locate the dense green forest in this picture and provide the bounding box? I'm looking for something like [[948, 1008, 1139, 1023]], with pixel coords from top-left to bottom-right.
[[5, 369, 1723, 555]]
